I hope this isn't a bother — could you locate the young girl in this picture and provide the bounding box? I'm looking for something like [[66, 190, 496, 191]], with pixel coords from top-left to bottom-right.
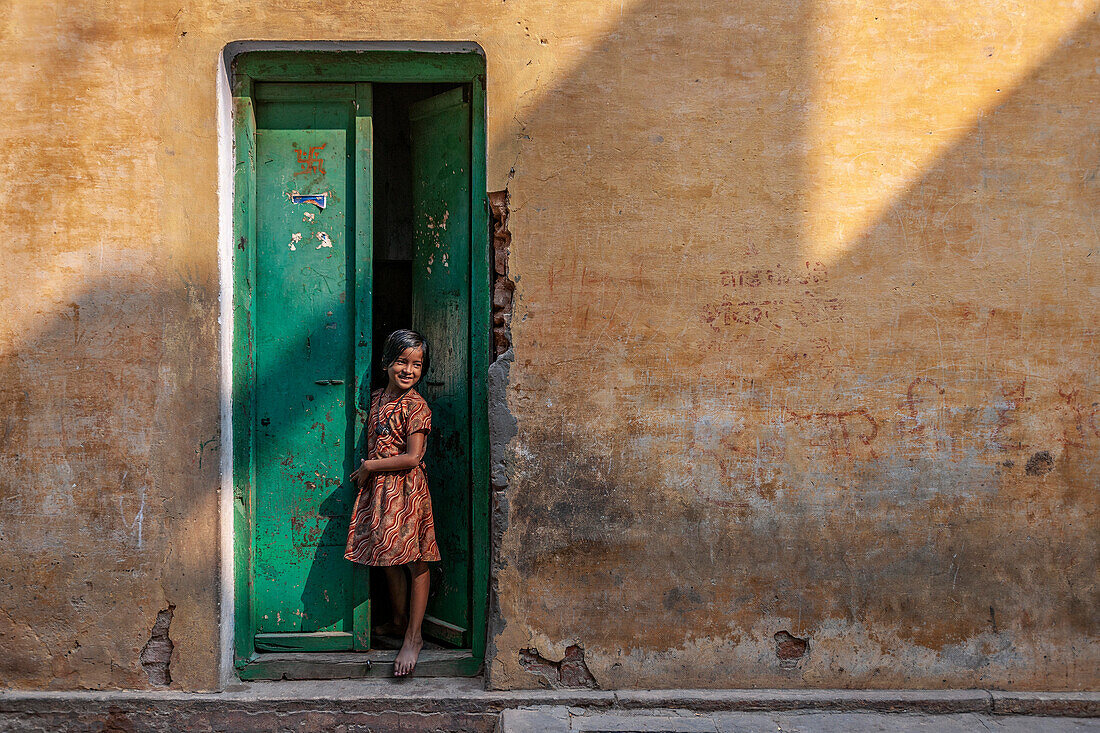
[[345, 329, 440, 677]]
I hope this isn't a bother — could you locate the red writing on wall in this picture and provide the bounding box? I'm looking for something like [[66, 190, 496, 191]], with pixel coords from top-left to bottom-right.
[[702, 260, 839, 333], [1056, 387, 1100, 449], [992, 380, 1030, 451], [720, 261, 828, 288], [701, 297, 842, 331], [789, 408, 879, 460]]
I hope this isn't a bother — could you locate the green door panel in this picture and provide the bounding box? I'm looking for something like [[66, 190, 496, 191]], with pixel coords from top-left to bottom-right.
[[252, 88, 367, 646], [409, 86, 472, 647], [243, 78, 479, 660], [234, 55, 490, 677]]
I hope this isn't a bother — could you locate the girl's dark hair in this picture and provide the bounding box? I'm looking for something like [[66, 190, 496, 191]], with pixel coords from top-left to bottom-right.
[[380, 329, 430, 381]]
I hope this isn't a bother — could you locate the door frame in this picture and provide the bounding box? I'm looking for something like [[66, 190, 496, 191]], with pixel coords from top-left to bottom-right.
[[230, 50, 490, 678]]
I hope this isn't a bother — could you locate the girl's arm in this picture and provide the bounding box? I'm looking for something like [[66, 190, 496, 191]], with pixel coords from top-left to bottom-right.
[[352, 432, 427, 483]]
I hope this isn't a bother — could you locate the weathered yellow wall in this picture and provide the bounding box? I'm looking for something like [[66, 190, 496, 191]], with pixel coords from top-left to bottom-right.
[[0, 0, 1095, 691]]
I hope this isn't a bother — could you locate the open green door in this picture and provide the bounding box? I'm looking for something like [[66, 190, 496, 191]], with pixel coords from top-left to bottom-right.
[[409, 87, 473, 648], [233, 53, 489, 678], [250, 82, 373, 653]]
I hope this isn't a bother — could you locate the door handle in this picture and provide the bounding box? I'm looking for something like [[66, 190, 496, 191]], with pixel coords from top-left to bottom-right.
[[314, 379, 344, 385]]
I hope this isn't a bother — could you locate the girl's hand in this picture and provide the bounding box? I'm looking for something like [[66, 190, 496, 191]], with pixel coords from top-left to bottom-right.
[[350, 459, 371, 489]]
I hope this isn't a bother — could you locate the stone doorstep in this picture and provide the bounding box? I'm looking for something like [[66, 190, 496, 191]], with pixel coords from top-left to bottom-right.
[[0, 681, 1096, 718], [497, 708, 1100, 733]]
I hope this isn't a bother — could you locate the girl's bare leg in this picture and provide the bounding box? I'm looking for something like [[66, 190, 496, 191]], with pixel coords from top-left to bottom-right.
[[377, 565, 408, 637], [394, 561, 429, 676]]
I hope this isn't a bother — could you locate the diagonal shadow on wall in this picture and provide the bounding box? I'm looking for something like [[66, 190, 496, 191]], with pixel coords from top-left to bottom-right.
[[494, 3, 1098, 690]]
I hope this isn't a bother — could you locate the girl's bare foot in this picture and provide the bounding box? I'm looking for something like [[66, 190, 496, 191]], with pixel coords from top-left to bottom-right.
[[394, 634, 423, 677]]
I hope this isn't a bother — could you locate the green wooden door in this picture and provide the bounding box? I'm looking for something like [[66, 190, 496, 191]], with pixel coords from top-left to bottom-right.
[[252, 83, 372, 653], [410, 87, 472, 648]]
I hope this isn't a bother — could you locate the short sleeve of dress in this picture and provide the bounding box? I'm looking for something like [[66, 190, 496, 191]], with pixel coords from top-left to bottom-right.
[[406, 396, 432, 435]]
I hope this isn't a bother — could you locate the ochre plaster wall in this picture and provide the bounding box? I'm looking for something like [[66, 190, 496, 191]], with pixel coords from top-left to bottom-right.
[[0, 0, 1095, 691]]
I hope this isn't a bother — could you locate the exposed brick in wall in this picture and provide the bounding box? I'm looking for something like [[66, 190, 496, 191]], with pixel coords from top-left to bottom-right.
[[138, 606, 174, 687], [489, 190, 514, 359], [519, 645, 599, 689]]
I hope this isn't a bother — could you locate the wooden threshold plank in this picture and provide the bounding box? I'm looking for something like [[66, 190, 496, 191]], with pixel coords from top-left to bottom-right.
[[238, 650, 480, 680], [255, 632, 353, 653]]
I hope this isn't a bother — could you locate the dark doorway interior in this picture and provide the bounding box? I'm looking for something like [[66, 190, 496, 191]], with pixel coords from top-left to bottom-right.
[[369, 82, 458, 391], [367, 82, 465, 648]]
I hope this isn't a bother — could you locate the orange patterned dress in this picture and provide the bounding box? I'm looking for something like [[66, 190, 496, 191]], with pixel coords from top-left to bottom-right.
[[344, 388, 441, 566]]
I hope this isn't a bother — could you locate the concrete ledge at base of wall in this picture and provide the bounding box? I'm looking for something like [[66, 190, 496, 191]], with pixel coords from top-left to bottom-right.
[[990, 691, 1100, 717], [0, 680, 1097, 718], [497, 708, 1100, 733]]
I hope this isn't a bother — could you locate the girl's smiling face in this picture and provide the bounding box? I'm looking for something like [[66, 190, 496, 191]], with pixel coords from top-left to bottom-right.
[[386, 346, 424, 391]]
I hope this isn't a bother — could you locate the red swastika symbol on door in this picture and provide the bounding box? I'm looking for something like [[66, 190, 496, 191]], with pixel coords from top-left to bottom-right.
[[293, 143, 326, 176]]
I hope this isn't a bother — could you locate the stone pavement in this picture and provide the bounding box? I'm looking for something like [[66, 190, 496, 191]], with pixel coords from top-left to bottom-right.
[[1, 680, 1096, 732], [500, 707, 1100, 732]]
